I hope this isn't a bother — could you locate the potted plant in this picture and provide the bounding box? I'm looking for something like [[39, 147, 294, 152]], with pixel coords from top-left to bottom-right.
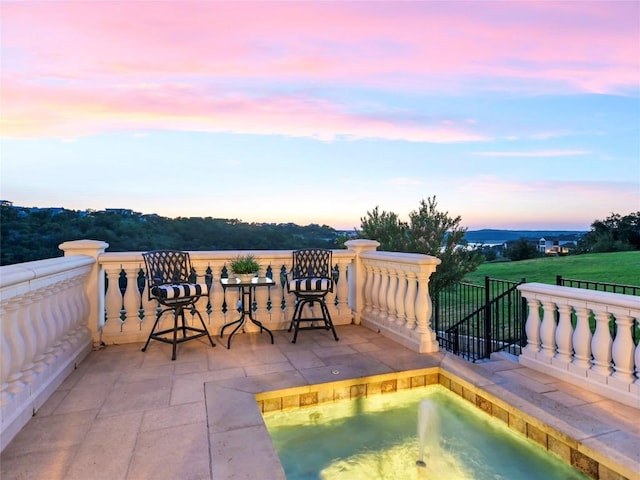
[[229, 254, 260, 281]]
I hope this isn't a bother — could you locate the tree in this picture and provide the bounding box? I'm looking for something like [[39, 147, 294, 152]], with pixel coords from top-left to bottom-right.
[[505, 238, 540, 261], [578, 211, 640, 253], [357, 196, 484, 296]]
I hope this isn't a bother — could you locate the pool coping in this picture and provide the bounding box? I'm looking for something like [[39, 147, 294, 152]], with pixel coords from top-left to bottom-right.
[[205, 353, 636, 480]]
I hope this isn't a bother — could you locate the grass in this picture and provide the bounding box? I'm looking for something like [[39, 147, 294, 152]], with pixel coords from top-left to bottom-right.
[[463, 251, 640, 286]]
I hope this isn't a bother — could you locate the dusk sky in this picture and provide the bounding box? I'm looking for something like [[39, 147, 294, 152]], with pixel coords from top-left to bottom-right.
[[1, 1, 638, 231]]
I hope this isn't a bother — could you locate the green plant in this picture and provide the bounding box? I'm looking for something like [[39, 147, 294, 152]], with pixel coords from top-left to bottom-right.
[[230, 254, 260, 275], [358, 196, 484, 296]]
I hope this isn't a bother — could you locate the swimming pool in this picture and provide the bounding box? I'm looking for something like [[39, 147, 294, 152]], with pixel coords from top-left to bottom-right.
[[264, 385, 589, 480]]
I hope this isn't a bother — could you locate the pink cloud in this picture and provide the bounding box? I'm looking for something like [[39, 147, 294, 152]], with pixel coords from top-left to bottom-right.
[[1, 1, 637, 139], [0, 78, 486, 142]]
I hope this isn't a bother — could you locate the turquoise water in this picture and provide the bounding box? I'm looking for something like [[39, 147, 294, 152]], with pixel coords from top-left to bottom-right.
[[263, 386, 589, 480]]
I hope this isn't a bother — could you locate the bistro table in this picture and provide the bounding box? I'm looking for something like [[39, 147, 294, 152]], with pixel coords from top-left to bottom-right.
[[219, 276, 275, 349]]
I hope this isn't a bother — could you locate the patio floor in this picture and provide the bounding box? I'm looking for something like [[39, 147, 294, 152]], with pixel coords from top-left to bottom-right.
[[1, 324, 638, 479]]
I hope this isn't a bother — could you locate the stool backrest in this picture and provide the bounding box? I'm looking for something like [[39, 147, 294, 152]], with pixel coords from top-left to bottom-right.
[[142, 250, 191, 290], [291, 248, 332, 279]]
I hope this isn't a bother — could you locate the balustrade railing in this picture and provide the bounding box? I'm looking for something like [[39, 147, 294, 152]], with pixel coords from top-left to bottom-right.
[[0, 254, 94, 450], [98, 250, 354, 345], [518, 282, 640, 408], [357, 250, 441, 353]]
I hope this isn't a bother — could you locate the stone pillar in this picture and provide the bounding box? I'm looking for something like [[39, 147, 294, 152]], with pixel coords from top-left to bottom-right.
[[59, 240, 109, 346], [344, 239, 379, 325]]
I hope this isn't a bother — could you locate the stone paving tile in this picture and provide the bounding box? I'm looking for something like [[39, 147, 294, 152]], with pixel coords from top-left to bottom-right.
[[494, 369, 559, 394], [576, 400, 640, 435], [214, 370, 307, 394], [127, 422, 210, 480], [582, 429, 640, 475], [311, 344, 357, 358], [547, 380, 610, 404], [544, 390, 591, 408], [64, 412, 142, 480], [98, 376, 172, 417], [244, 360, 297, 376], [170, 368, 245, 405], [141, 401, 206, 432], [34, 389, 69, 417], [0, 447, 78, 480], [117, 363, 176, 383], [53, 383, 113, 415], [283, 350, 327, 369], [209, 425, 285, 480], [2, 410, 98, 458]]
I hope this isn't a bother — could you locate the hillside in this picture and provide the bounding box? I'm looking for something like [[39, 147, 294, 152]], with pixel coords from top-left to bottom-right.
[[463, 251, 639, 286]]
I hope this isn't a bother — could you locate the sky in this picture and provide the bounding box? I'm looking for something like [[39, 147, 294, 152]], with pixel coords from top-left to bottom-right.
[[1, 1, 638, 231]]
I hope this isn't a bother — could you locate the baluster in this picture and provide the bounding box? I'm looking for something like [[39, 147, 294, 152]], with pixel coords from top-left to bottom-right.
[[137, 268, 147, 322], [610, 313, 635, 383], [52, 280, 73, 353], [42, 285, 63, 362], [570, 307, 592, 371], [554, 304, 574, 365], [18, 292, 40, 384], [522, 298, 541, 357], [70, 274, 91, 345], [0, 307, 13, 404], [3, 301, 27, 394], [27, 287, 50, 376], [103, 265, 125, 333], [265, 265, 273, 314], [404, 272, 417, 330], [332, 263, 340, 309], [205, 266, 214, 320], [369, 265, 381, 318], [634, 337, 640, 386], [65, 277, 84, 346], [414, 272, 432, 334], [378, 266, 389, 322], [386, 267, 398, 326], [122, 265, 141, 334], [279, 265, 287, 314], [338, 259, 350, 313], [394, 269, 407, 327], [118, 268, 128, 323], [538, 301, 557, 363], [590, 309, 613, 378], [362, 263, 373, 315]]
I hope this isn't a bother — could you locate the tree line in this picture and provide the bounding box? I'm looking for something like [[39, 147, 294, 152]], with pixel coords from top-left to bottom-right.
[[0, 206, 340, 266], [4, 200, 636, 299]]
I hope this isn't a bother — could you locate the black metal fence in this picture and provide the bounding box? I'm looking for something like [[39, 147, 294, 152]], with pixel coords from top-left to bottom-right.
[[556, 276, 640, 296], [556, 276, 639, 343], [435, 276, 639, 362], [433, 277, 526, 362]]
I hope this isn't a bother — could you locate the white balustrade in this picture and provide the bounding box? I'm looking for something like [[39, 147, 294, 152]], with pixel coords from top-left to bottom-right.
[[98, 250, 357, 345], [518, 283, 640, 408], [0, 255, 94, 451], [354, 250, 441, 353]]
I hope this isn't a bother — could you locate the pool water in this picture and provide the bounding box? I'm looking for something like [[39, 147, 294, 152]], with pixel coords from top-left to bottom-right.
[[263, 385, 589, 480]]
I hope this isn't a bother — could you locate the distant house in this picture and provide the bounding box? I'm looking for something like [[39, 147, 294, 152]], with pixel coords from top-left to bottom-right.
[[538, 237, 576, 255], [104, 208, 140, 216]]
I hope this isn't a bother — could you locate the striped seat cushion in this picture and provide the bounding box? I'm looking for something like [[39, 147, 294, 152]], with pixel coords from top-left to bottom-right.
[[289, 278, 331, 292], [151, 283, 209, 300]]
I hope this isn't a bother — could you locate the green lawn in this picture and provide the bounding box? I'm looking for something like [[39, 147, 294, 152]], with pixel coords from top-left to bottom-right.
[[463, 251, 640, 286]]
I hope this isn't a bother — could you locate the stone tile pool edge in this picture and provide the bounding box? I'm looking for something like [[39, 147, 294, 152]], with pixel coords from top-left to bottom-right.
[[205, 363, 634, 480]]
